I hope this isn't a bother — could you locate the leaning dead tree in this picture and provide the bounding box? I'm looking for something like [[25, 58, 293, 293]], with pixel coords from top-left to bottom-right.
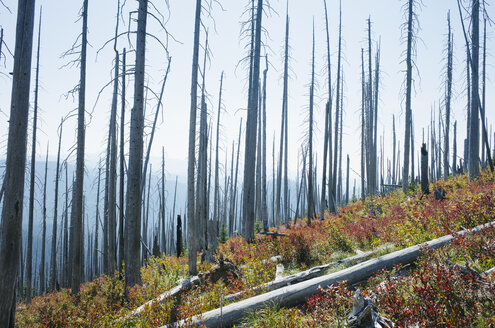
[[0, 0, 36, 323]]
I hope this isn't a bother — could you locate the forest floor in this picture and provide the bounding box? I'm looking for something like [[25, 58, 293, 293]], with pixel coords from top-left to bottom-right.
[[16, 169, 495, 327]]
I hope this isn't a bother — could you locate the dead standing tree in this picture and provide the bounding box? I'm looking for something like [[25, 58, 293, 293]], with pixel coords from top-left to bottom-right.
[[187, 0, 202, 275], [26, 10, 42, 303], [0, 0, 36, 323], [402, 0, 419, 193], [242, 0, 264, 241]]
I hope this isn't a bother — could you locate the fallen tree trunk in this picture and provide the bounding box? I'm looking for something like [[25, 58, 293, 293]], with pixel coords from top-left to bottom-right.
[[126, 275, 201, 318], [168, 221, 495, 328], [224, 251, 373, 303]]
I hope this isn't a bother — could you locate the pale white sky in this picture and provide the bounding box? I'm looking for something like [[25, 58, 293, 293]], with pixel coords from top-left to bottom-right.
[[0, 0, 494, 184]]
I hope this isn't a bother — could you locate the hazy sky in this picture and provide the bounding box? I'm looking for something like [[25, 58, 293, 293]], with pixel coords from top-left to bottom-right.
[[0, 0, 494, 184]]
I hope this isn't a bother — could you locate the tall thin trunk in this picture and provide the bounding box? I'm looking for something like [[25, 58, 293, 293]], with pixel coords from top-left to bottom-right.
[[346, 155, 350, 205], [161, 148, 166, 253], [94, 167, 101, 278], [230, 119, 242, 236], [332, 3, 342, 209], [125, 0, 147, 289], [187, 0, 202, 275], [481, 18, 486, 166], [453, 121, 457, 175], [468, 0, 480, 179], [392, 115, 396, 184], [307, 23, 315, 224], [444, 12, 453, 180], [40, 146, 48, 294], [70, 0, 88, 294], [261, 57, 269, 232], [0, 0, 36, 321], [402, 0, 414, 193], [26, 11, 42, 303], [276, 8, 289, 228], [118, 48, 126, 272], [360, 49, 366, 200], [322, 0, 333, 219], [243, 0, 264, 241], [213, 72, 224, 230], [49, 119, 63, 291]]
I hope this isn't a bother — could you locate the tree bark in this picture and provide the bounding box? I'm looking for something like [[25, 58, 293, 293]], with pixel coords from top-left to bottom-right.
[[125, 0, 147, 289], [26, 11, 42, 302], [402, 0, 414, 193], [0, 0, 36, 322], [242, 0, 264, 241], [468, 0, 480, 180], [187, 0, 202, 275], [40, 147, 48, 294]]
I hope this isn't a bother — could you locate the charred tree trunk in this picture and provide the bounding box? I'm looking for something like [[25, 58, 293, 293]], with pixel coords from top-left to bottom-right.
[[468, 0, 480, 179], [402, 0, 414, 193], [243, 0, 264, 241], [50, 120, 63, 291], [0, 0, 36, 322], [118, 48, 126, 272], [70, 0, 88, 294], [40, 147, 48, 294], [307, 24, 316, 224], [125, 0, 147, 289], [187, 0, 202, 275], [26, 12, 42, 302]]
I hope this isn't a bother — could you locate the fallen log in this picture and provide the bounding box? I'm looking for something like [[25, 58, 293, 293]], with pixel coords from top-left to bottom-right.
[[168, 221, 495, 328], [258, 231, 287, 237], [126, 275, 201, 319], [224, 251, 374, 303]]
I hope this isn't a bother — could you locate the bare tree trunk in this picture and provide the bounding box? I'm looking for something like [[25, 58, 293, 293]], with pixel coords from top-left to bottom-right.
[[70, 0, 88, 294], [125, 0, 147, 289], [26, 11, 42, 302], [307, 24, 316, 224], [107, 50, 119, 275], [332, 4, 342, 210], [62, 164, 69, 287], [360, 49, 366, 200], [481, 18, 486, 166], [346, 155, 350, 205], [230, 119, 242, 236], [213, 72, 224, 232], [49, 119, 63, 291], [0, 0, 36, 322], [243, 0, 264, 241], [421, 144, 429, 194], [118, 48, 126, 272], [261, 58, 269, 232], [453, 121, 457, 175], [322, 0, 333, 220], [187, 0, 202, 275], [93, 167, 101, 278], [276, 8, 289, 228], [443, 12, 453, 180], [40, 147, 48, 294], [402, 0, 414, 193], [468, 0, 480, 179]]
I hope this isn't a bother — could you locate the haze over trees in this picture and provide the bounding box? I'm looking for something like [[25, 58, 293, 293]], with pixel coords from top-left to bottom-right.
[[0, 0, 494, 325]]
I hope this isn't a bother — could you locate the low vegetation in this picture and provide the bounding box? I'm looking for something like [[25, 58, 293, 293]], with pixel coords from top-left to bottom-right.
[[16, 170, 495, 327]]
